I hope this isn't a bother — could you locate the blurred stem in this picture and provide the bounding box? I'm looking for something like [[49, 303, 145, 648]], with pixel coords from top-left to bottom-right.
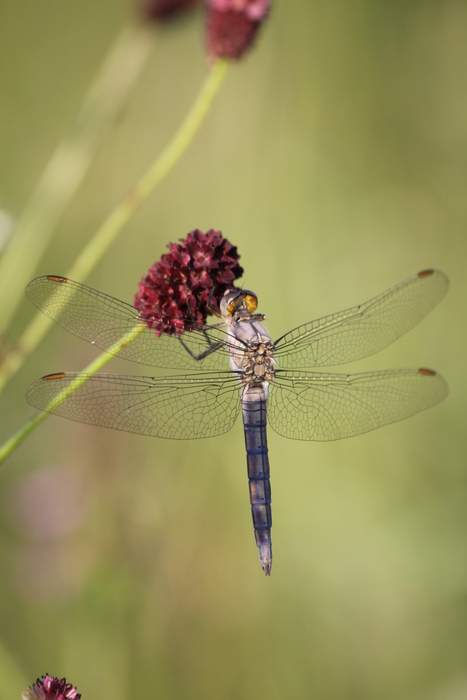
[[0, 58, 229, 392], [0, 325, 145, 465], [0, 24, 154, 335], [66, 59, 228, 281]]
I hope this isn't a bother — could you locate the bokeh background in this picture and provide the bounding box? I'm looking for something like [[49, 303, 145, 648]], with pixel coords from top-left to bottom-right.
[[1, 1, 466, 698]]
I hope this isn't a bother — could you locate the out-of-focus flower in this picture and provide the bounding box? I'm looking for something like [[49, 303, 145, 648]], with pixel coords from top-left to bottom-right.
[[143, 0, 201, 22], [134, 229, 243, 336], [10, 465, 90, 541], [22, 675, 80, 700], [205, 0, 271, 60]]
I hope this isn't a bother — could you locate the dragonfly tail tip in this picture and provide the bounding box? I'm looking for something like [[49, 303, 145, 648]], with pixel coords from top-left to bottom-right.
[[262, 561, 272, 576]]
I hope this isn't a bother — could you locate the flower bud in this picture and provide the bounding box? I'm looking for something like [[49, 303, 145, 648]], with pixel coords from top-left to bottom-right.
[[205, 0, 271, 60], [23, 675, 81, 700]]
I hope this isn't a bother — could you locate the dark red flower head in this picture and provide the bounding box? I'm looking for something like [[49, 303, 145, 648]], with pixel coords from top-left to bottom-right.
[[205, 0, 271, 60], [134, 229, 243, 336], [143, 0, 201, 22], [22, 675, 81, 700]]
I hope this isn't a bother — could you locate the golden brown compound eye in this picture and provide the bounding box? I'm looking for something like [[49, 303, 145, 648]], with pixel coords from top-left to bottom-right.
[[226, 299, 238, 315], [243, 294, 258, 313]]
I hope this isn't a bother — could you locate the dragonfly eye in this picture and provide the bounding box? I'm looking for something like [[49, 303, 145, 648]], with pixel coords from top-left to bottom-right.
[[243, 293, 258, 313], [226, 299, 238, 315], [220, 289, 243, 316], [220, 289, 258, 316]]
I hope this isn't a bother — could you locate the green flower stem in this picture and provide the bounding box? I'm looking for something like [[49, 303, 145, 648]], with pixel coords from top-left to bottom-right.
[[66, 59, 229, 282], [0, 58, 229, 392], [0, 24, 154, 336], [0, 325, 146, 465]]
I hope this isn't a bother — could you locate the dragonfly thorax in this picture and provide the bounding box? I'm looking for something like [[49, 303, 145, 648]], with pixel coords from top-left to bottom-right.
[[240, 338, 275, 385]]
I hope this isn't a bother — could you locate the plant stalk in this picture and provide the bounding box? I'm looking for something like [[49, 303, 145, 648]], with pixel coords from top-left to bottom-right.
[[0, 59, 229, 394]]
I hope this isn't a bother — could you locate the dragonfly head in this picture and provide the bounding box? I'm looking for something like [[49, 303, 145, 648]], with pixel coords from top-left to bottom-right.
[[220, 289, 258, 318]]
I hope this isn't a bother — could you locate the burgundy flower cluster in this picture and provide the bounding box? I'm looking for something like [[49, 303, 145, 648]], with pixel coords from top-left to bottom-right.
[[206, 0, 271, 59], [144, 0, 271, 59], [134, 229, 243, 336], [22, 675, 80, 700]]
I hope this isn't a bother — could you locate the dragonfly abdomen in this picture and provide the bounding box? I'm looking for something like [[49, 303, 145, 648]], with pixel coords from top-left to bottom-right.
[[242, 385, 272, 576]]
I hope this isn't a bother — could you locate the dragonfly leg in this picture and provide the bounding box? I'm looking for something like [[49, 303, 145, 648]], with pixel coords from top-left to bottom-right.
[[181, 285, 226, 356], [177, 337, 224, 361], [206, 285, 223, 318]]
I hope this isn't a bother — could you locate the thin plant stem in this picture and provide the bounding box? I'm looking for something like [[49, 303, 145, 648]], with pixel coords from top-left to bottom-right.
[[67, 59, 229, 282], [0, 325, 145, 465], [0, 24, 154, 335], [0, 59, 229, 392]]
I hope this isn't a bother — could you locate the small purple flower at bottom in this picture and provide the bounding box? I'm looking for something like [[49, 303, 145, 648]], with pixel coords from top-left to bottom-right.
[[142, 0, 201, 21], [205, 0, 271, 60], [22, 675, 81, 700], [134, 229, 243, 336]]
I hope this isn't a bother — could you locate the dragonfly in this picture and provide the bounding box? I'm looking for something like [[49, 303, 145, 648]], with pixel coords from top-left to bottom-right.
[[25, 269, 449, 575]]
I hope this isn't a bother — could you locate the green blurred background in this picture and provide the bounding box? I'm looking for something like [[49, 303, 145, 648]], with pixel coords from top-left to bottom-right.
[[1, 1, 466, 698]]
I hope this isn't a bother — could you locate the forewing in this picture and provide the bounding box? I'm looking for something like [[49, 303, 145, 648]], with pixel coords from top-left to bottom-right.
[[274, 270, 449, 368], [26, 371, 241, 440], [268, 368, 448, 441], [26, 276, 232, 370]]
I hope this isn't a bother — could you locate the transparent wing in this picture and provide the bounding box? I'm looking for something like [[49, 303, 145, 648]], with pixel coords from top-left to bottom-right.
[[268, 368, 448, 441], [26, 276, 234, 370], [274, 270, 449, 368], [26, 371, 242, 440]]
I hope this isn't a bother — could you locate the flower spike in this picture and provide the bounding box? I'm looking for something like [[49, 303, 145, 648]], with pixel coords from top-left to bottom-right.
[[22, 675, 81, 700], [134, 229, 243, 336], [205, 0, 271, 60]]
